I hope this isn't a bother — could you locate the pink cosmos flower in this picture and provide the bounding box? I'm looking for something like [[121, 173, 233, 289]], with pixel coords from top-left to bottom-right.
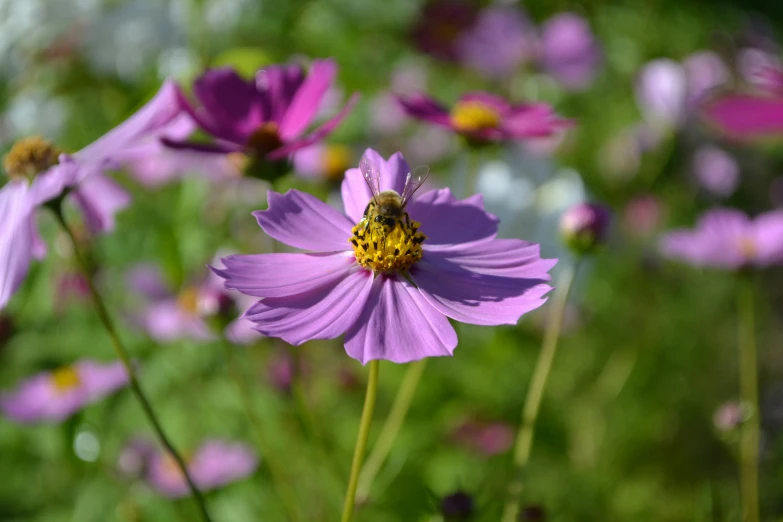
[[397, 92, 570, 145], [167, 60, 359, 162], [692, 145, 739, 198], [139, 439, 258, 497], [127, 264, 258, 344], [0, 359, 129, 423], [292, 143, 353, 183], [660, 208, 783, 269], [211, 149, 555, 364], [0, 81, 183, 309], [450, 419, 514, 456], [538, 13, 602, 91]]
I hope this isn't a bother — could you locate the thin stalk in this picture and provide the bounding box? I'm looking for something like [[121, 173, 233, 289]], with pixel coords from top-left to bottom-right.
[[737, 278, 759, 522], [51, 205, 212, 522], [356, 359, 427, 502], [341, 360, 380, 522], [220, 338, 303, 522], [502, 261, 580, 522], [464, 150, 481, 197]]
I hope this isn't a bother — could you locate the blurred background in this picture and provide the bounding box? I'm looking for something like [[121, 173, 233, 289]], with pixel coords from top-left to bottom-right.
[[2, 0, 783, 520]]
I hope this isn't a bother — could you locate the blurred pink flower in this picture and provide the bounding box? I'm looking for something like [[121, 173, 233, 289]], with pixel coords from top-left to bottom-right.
[[0, 359, 129, 423], [714, 401, 745, 432], [451, 419, 514, 456], [622, 194, 664, 239], [692, 145, 739, 198], [293, 143, 353, 183], [538, 13, 602, 91]]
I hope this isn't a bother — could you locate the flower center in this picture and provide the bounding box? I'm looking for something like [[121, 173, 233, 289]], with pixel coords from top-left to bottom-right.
[[51, 366, 81, 393], [246, 122, 284, 157], [738, 237, 757, 260], [323, 145, 352, 182], [449, 101, 501, 132], [177, 287, 201, 315], [349, 213, 426, 274], [3, 136, 60, 181]]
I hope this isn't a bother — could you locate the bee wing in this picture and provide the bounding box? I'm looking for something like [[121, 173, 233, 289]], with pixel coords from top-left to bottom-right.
[[400, 165, 430, 208], [360, 156, 382, 202]]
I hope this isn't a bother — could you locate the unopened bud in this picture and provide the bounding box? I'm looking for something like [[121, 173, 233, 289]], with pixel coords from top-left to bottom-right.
[[560, 202, 610, 254]]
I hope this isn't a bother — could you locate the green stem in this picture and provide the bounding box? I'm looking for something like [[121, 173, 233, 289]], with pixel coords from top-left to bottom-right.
[[220, 338, 303, 522], [356, 359, 427, 502], [502, 261, 580, 522], [738, 278, 759, 522], [341, 360, 380, 522], [50, 205, 213, 522], [464, 150, 481, 197]]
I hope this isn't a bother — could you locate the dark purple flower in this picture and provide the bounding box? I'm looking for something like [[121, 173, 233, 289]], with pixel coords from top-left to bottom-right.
[[692, 146, 739, 198], [440, 491, 475, 520], [143, 439, 258, 498], [168, 60, 359, 163], [538, 13, 602, 91], [560, 202, 611, 254], [212, 149, 555, 364], [660, 208, 783, 269], [457, 6, 535, 79], [0, 359, 129, 423], [398, 92, 571, 146], [411, 0, 479, 62], [0, 81, 183, 309]]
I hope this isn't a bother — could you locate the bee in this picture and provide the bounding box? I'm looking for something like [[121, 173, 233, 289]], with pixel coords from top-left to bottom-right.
[[359, 157, 430, 234]]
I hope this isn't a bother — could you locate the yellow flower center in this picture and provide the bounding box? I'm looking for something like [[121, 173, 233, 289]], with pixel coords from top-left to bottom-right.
[[449, 101, 501, 132], [350, 217, 426, 274], [246, 122, 284, 157], [322, 145, 352, 182], [177, 287, 201, 315], [738, 237, 757, 260], [51, 366, 81, 393], [3, 136, 60, 181]]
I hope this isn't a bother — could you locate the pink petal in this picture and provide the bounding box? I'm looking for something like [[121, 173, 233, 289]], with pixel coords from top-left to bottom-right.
[[752, 210, 783, 266], [344, 275, 457, 364], [433, 238, 557, 278], [406, 189, 498, 248], [75, 360, 130, 397], [212, 252, 356, 298], [243, 266, 372, 345], [659, 208, 751, 269], [279, 59, 337, 140], [705, 94, 783, 137], [411, 252, 552, 326], [460, 92, 512, 114], [397, 93, 452, 126], [253, 190, 354, 252], [70, 173, 131, 234], [0, 181, 36, 309], [140, 300, 214, 342], [189, 440, 258, 491], [256, 64, 306, 123]]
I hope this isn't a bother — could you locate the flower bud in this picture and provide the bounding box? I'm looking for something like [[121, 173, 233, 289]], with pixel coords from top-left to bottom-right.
[[440, 490, 475, 520], [560, 202, 610, 254]]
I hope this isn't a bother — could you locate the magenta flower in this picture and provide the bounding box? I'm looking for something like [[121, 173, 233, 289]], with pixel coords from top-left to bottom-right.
[[398, 92, 570, 145], [127, 264, 258, 344], [660, 208, 783, 269], [0, 81, 183, 309], [212, 149, 555, 364], [538, 13, 602, 91], [168, 60, 359, 163], [0, 359, 129, 423], [560, 202, 611, 254], [142, 439, 258, 497]]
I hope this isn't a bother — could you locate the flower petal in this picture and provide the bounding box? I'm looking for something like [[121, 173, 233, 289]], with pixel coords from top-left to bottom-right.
[[190, 440, 259, 491], [139, 300, 214, 342], [243, 266, 372, 345], [705, 94, 783, 137], [0, 181, 36, 309], [659, 208, 750, 269], [266, 93, 360, 160], [340, 149, 411, 222], [71, 173, 131, 234], [461, 92, 512, 113], [430, 238, 557, 278], [752, 210, 783, 266], [256, 64, 305, 123], [211, 252, 356, 298], [397, 93, 452, 126], [252, 190, 354, 251], [193, 68, 265, 140], [502, 103, 573, 138], [406, 188, 498, 248], [344, 275, 457, 364], [410, 249, 553, 326], [75, 360, 130, 397], [278, 59, 337, 140]]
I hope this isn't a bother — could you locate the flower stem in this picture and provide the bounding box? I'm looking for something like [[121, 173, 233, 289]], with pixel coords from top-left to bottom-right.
[[220, 338, 303, 522], [341, 360, 380, 522], [51, 205, 212, 522], [464, 150, 481, 197], [737, 277, 759, 522], [356, 359, 427, 503], [502, 261, 580, 522]]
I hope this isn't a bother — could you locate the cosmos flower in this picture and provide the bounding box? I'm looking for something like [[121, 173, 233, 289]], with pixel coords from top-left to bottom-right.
[[0, 81, 183, 310], [126, 264, 258, 344], [167, 60, 359, 164], [397, 92, 570, 146], [692, 145, 739, 198], [538, 13, 602, 91], [131, 439, 258, 498], [212, 149, 555, 364], [0, 359, 129, 423], [560, 202, 611, 254], [293, 143, 353, 184], [705, 60, 783, 137], [659, 208, 783, 269]]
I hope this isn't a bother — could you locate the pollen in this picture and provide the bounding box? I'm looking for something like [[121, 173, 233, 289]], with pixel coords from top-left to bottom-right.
[[51, 366, 81, 393], [449, 101, 501, 132], [350, 219, 427, 274], [3, 136, 60, 180]]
